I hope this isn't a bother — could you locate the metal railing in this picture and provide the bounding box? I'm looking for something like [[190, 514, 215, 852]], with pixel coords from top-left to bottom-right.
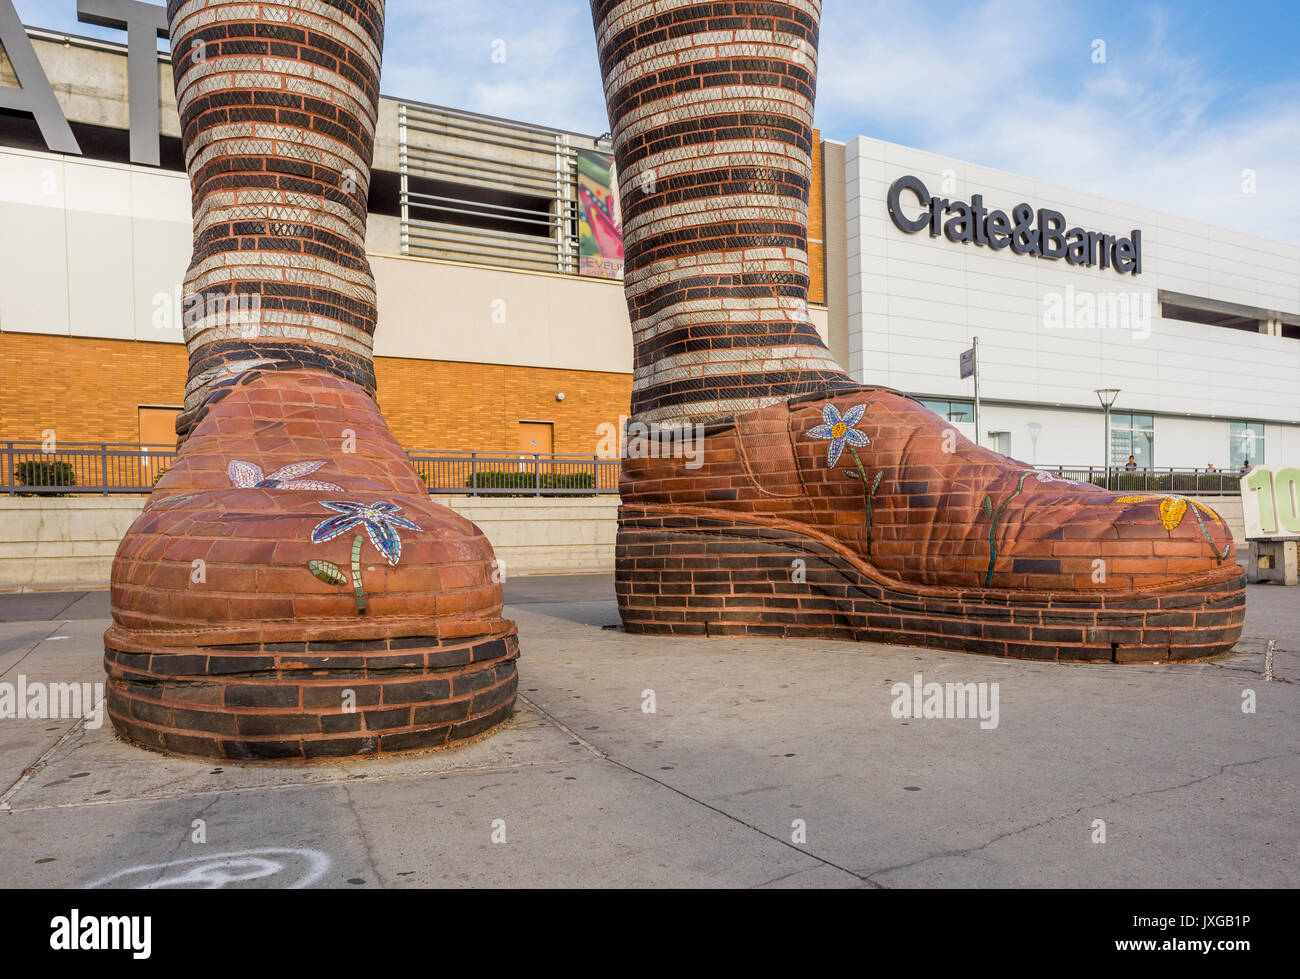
[[2, 442, 175, 494], [1, 443, 621, 496], [1039, 466, 1245, 495], [3, 442, 1244, 497], [409, 452, 621, 496]]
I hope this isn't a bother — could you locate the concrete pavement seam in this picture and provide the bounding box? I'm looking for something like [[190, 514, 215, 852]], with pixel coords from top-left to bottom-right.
[[516, 693, 882, 887], [864, 749, 1300, 880], [0, 698, 98, 812], [341, 780, 385, 888], [515, 694, 608, 758]]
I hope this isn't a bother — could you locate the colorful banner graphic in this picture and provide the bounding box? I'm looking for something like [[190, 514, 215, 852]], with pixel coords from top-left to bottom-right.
[[577, 149, 624, 278]]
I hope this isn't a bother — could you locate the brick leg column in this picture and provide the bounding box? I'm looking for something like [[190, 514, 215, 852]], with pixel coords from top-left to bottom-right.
[[105, 0, 521, 761], [590, 0, 853, 427], [167, 0, 385, 441]]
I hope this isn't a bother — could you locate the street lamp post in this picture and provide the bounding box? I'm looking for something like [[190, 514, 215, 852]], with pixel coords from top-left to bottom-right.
[[1095, 388, 1121, 489]]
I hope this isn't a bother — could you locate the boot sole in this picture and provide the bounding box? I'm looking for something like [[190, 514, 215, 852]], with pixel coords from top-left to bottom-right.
[[104, 626, 519, 760], [616, 505, 1245, 663]]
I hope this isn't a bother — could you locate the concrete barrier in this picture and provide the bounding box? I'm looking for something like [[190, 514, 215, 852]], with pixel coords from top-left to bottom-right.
[[0, 493, 1246, 592], [0, 497, 146, 590], [0, 495, 619, 590]]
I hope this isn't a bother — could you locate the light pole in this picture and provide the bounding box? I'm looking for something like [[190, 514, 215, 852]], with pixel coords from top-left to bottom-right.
[[1095, 388, 1120, 488]]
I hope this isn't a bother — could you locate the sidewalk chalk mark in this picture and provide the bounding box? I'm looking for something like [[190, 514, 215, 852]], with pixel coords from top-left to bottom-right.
[[84, 848, 331, 889]]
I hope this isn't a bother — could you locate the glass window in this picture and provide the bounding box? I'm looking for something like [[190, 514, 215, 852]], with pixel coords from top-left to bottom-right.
[[918, 399, 974, 423], [1228, 421, 1265, 470], [1110, 413, 1154, 468]]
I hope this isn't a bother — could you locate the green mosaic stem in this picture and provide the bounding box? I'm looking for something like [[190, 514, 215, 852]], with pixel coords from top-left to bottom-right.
[[1189, 502, 1228, 565], [846, 446, 876, 556], [351, 534, 367, 614], [985, 472, 1032, 587]]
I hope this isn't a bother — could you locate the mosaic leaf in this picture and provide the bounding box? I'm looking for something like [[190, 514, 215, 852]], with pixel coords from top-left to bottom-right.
[[309, 560, 347, 586], [983, 496, 993, 517], [228, 459, 264, 488], [871, 471, 884, 494]]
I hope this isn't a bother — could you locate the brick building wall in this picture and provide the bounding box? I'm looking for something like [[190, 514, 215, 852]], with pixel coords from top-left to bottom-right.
[[809, 129, 825, 306], [0, 332, 631, 453]]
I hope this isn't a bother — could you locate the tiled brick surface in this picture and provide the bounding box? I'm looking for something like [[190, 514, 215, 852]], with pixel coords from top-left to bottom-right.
[[105, 631, 519, 760], [592, 0, 853, 425], [107, 369, 519, 756], [167, 0, 388, 440], [615, 387, 1246, 660], [103, 1, 520, 759], [616, 511, 1244, 662]]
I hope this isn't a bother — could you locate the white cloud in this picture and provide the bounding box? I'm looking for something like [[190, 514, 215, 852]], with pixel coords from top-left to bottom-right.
[[381, 0, 608, 134], [11, 0, 1296, 243], [816, 0, 1300, 244]]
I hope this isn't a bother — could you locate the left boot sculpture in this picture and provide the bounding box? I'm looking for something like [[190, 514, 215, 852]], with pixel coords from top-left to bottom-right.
[[104, 0, 518, 760], [592, 0, 1244, 662]]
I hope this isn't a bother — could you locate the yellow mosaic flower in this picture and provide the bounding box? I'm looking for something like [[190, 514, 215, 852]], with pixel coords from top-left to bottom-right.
[[1117, 495, 1221, 530]]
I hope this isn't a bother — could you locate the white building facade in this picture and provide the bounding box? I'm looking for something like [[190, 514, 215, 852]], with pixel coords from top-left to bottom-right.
[[837, 136, 1300, 471]]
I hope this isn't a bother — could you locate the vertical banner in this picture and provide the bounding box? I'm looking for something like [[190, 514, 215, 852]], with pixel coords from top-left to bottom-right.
[[577, 148, 624, 278]]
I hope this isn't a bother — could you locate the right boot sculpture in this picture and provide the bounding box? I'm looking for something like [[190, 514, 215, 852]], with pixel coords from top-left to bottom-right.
[[591, 0, 1244, 662]]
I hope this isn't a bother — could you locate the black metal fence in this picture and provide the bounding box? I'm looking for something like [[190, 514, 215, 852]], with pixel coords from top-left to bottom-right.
[[2, 441, 1246, 497], [1040, 466, 1246, 495], [409, 451, 622, 496], [1, 442, 622, 496], [2, 442, 174, 494]]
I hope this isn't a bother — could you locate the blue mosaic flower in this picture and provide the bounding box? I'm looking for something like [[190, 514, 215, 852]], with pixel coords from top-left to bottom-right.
[[310, 501, 421, 566], [807, 403, 869, 468]]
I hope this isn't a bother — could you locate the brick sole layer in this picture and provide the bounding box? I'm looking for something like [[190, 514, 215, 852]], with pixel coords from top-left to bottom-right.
[[617, 507, 1246, 663], [104, 628, 519, 760]]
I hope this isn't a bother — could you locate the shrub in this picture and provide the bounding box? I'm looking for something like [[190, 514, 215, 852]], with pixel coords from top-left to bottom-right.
[[13, 460, 76, 497], [465, 470, 596, 495]]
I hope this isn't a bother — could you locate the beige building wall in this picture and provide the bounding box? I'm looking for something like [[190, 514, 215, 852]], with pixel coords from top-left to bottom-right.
[[1, 30, 830, 378], [821, 138, 850, 372]]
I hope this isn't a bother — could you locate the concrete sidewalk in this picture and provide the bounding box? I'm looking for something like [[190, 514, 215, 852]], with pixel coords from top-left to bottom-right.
[[0, 575, 1295, 888]]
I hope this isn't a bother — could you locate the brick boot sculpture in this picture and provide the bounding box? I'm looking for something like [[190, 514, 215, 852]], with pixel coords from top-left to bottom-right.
[[591, 0, 1244, 662], [104, 0, 518, 759]]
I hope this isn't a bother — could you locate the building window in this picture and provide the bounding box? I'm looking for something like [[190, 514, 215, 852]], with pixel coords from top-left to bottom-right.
[[1110, 412, 1154, 468], [1228, 421, 1266, 470], [917, 398, 974, 423]]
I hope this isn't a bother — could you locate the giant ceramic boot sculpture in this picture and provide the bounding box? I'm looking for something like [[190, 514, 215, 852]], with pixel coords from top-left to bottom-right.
[[104, 0, 518, 759], [592, 0, 1244, 662]]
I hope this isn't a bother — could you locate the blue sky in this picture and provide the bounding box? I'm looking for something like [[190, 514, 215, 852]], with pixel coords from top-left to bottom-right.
[[14, 0, 1300, 242]]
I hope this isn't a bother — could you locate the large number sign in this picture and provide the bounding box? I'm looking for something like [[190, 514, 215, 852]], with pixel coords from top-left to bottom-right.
[[1241, 465, 1300, 539]]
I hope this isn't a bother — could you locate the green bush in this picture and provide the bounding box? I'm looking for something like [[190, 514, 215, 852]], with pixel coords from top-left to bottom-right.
[[466, 470, 596, 495], [13, 460, 76, 497]]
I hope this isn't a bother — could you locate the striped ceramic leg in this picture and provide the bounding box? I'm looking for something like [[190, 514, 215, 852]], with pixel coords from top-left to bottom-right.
[[591, 0, 854, 427], [167, 0, 386, 441]]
